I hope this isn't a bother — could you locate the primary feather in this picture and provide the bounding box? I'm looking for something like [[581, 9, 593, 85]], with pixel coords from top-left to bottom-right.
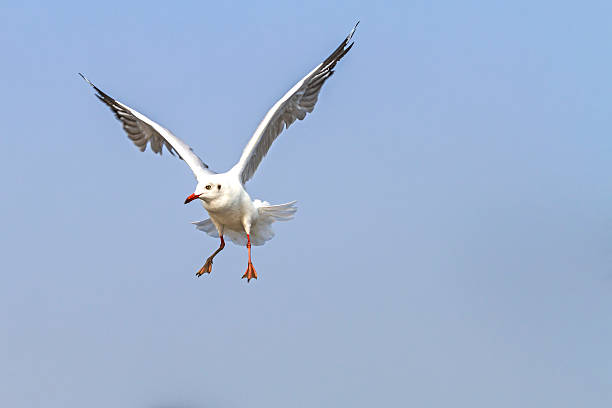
[[79, 73, 214, 181], [231, 22, 358, 184]]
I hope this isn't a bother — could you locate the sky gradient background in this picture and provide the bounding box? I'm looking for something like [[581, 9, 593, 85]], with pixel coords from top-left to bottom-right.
[[1, 1, 611, 407]]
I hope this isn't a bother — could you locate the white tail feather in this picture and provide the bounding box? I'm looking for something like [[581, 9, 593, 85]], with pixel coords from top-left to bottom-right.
[[255, 200, 298, 221], [192, 200, 297, 246], [191, 218, 219, 237]]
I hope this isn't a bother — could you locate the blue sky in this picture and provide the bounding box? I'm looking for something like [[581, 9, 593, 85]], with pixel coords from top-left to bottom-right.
[[1, 1, 611, 407]]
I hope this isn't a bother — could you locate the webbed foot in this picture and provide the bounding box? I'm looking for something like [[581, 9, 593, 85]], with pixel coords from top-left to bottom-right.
[[196, 257, 214, 277], [241, 262, 257, 282]]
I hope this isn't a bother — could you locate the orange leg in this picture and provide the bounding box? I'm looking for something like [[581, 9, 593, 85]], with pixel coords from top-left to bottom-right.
[[196, 236, 225, 276], [241, 234, 257, 282]]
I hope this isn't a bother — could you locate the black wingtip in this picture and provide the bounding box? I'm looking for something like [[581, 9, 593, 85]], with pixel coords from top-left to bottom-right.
[[348, 21, 359, 41], [78, 73, 108, 100], [78, 72, 95, 88]]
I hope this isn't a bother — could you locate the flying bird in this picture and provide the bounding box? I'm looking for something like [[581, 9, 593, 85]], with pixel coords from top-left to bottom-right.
[[81, 22, 358, 282]]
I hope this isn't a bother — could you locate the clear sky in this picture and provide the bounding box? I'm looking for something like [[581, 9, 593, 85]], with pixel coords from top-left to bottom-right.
[[1, 1, 610, 407]]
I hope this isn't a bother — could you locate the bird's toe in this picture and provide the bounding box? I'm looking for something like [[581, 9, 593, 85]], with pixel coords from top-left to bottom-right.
[[241, 262, 257, 282], [196, 258, 214, 277]]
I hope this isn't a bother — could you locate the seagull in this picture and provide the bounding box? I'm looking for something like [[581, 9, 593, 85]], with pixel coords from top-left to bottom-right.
[[81, 22, 358, 282]]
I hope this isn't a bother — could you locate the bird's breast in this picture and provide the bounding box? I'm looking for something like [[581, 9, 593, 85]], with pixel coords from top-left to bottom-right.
[[201, 189, 256, 230]]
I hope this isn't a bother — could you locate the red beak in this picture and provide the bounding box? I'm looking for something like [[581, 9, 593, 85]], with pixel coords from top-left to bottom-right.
[[184, 193, 200, 204]]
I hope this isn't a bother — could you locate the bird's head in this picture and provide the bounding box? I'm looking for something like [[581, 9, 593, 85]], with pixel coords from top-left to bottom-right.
[[184, 179, 225, 204]]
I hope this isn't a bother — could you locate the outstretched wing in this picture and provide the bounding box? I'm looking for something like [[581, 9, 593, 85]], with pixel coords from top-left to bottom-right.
[[231, 22, 358, 184], [80, 74, 214, 181]]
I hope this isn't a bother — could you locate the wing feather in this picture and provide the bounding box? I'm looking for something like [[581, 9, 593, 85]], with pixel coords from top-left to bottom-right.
[[231, 22, 358, 184], [81, 74, 214, 180]]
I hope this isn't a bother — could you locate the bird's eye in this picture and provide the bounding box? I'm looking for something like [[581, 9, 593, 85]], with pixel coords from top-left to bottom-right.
[[205, 185, 212, 190]]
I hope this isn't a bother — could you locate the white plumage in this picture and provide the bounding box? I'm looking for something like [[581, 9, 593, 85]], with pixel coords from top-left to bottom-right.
[[193, 200, 297, 246], [81, 22, 357, 281]]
